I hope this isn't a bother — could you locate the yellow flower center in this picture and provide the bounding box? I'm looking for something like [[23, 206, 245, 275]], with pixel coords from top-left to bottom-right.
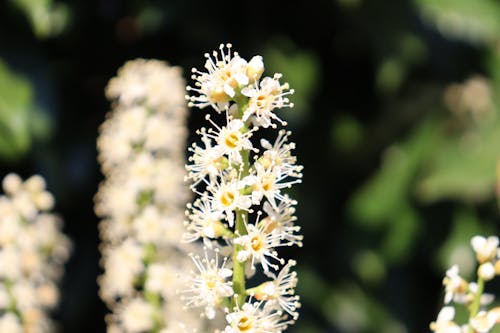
[[237, 316, 253, 331], [251, 235, 264, 252], [224, 132, 240, 149], [220, 190, 235, 207], [204, 273, 218, 290], [211, 85, 229, 102]]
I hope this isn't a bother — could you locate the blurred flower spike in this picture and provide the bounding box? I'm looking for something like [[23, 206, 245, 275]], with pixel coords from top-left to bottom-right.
[[0, 173, 71, 332], [96, 59, 206, 332]]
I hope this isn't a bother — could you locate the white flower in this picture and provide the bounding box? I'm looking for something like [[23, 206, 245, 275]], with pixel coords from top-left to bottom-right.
[[106, 59, 186, 112], [478, 262, 496, 281], [183, 195, 227, 243], [100, 240, 145, 300], [145, 263, 177, 298], [471, 236, 499, 263], [250, 260, 301, 319], [208, 178, 252, 227], [247, 162, 301, 208], [187, 129, 226, 185], [224, 301, 290, 333], [262, 200, 303, 247], [234, 216, 285, 276], [132, 206, 166, 243], [188, 43, 250, 110], [470, 310, 498, 333], [200, 117, 255, 165], [430, 306, 461, 333], [246, 56, 264, 82], [442, 265, 468, 304], [183, 248, 233, 319], [120, 298, 156, 333], [259, 130, 299, 174], [241, 75, 294, 128], [2, 173, 22, 194], [0, 313, 23, 333]]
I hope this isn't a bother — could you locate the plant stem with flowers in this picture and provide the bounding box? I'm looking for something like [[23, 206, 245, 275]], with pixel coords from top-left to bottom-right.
[[430, 235, 500, 333], [183, 43, 303, 332]]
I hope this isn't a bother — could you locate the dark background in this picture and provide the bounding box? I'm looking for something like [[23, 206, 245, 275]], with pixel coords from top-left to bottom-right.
[[0, 0, 499, 332]]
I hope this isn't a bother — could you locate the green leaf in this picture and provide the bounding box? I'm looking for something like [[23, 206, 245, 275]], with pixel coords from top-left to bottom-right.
[[414, 0, 500, 45], [9, 0, 70, 38], [380, 203, 421, 263], [416, 120, 500, 203], [349, 118, 441, 225], [0, 60, 34, 160]]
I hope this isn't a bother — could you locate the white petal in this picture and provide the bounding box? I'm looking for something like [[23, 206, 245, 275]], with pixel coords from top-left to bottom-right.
[[471, 236, 486, 252], [437, 306, 455, 322]]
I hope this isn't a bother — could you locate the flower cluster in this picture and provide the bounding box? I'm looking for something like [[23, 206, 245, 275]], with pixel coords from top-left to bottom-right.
[[96, 59, 204, 333], [0, 173, 71, 333], [430, 235, 500, 333], [183, 43, 303, 332]]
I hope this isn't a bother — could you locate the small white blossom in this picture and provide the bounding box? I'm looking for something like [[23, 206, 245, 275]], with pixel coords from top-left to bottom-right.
[[120, 298, 156, 333], [442, 265, 468, 304], [234, 215, 286, 276], [250, 260, 301, 319], [224, 301, 291, 333], [470, 310, 498, 333], [188, 43, 250, 110], [471, 236, 499, 263], [430, 307, 462, 333], [478, 262, 496, 281], [183, 248, 234, 319], [241, 75, 294, 128], [208, 178, 252, 227], [183, 195, 227, 243]]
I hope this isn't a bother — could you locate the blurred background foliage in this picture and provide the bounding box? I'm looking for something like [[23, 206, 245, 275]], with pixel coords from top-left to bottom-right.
[[0, 0, 499, 332]]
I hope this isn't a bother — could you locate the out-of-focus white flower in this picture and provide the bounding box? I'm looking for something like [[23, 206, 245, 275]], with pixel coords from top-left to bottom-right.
[[120, 298, 156, 333], [442, 265, 468, 304], [478, 262, 496, 281], [430, 307, 462, 333], [470, 310, 498, 333], [471, 236, 499, 264]]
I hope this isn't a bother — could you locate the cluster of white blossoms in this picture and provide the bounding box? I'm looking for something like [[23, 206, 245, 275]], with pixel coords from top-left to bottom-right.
[[96, 59, 204, 333], [183, 43, 303, 332], [430, 235, 500, 333], [0, 173, 71, 333]]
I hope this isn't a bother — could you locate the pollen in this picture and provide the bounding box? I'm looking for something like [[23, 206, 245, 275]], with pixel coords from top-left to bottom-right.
[[224, 132, 240, 149], [251, 235, 264, 252], [220, 190, 236, 207], [237, 316, 253, 331]]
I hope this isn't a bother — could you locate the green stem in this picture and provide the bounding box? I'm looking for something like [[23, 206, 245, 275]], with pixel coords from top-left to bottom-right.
[[468, 277, 484, 333], [231, 96, 250, 309], [232, 209, 247, 308]]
